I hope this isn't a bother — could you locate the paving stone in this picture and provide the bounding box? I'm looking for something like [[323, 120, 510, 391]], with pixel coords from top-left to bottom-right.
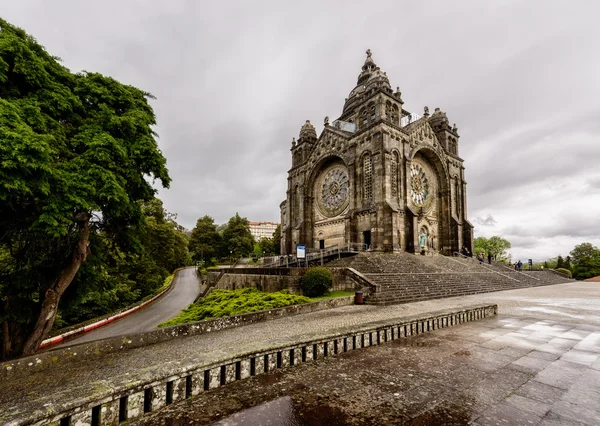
[[509, 355, 553, 374], [549, 400, 600, 426], [538, 411, 590, 426], [504, 393, 551, 417], [560, 349, 599, 366], [528, 350, 560, 361], [533, 359, 586, 390], [473, 401, 542, 425], [515, 380, 565, 405]]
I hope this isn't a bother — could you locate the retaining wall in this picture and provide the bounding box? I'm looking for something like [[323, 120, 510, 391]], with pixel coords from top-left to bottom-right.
[[3, 297, 354, 380], [9, 304, 497, 425], [215, 267, 364, 294]]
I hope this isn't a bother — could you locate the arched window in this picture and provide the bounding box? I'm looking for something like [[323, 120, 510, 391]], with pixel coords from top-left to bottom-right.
[[294, 185, 301, 226], [455, 179, 461, 217], [391, 151, 399, 199], [359, 108, 367, 129], [391, 105, 399, 125], [363, 155, 373, 201], [370, 104, 376, 122], [385, 102, 391, 120]]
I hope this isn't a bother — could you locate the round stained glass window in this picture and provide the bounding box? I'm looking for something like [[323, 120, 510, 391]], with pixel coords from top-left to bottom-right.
[[318, 166, 349, 217], [410, 164, 430, 206]]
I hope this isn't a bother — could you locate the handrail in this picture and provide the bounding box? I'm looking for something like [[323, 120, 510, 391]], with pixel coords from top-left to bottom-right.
[[451, 252, 541, 281], [450, 252, 520, 282], [263, 242, 367, 268]]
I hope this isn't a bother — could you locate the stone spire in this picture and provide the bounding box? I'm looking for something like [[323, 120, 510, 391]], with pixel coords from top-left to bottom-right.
[[299, 120, 317, 140]]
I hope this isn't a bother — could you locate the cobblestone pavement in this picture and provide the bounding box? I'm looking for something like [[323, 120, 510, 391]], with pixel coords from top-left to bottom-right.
[[1, 281, 598, 423], [132, 283, 600, 425]]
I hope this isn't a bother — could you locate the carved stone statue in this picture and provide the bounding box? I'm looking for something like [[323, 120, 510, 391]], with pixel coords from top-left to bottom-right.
[[324, 116, 329, 125], [419, 230, 428, 248]]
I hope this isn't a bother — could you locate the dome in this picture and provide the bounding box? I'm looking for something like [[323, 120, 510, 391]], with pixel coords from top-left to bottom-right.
[[342, 49, 392, 115], [299, 120, 317, 140], [429, 107, 450, 129]]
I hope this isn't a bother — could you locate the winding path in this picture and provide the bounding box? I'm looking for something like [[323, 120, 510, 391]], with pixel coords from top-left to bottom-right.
[[58, 267, 201, 346]]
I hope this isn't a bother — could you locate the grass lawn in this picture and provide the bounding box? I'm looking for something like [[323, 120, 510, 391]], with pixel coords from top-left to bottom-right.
[[159, 288, 356, 327], [159, 288, 311, 327]]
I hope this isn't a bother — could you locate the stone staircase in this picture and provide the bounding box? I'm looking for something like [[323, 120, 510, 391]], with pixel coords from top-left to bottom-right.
[[327, 253, 573, 305]]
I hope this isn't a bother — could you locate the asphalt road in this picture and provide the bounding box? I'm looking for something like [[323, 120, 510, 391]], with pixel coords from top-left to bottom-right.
[[58, 267, 201, 346]]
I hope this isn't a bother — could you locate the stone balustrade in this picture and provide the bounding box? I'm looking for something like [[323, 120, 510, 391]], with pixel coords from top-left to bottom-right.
[[3, 304, 496, 425]]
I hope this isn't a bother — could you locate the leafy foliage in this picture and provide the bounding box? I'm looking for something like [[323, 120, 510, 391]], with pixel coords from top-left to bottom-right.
[[570, 243, 600, 280], [473, 236, 511, 261], [272, 224, 281, 255], [189, 215, 221, 266], [158, 288, 310, 327], [0, 19, 170, 358], [222, 213, 254, 259], [301, 267, 334, 297], [555, 268, 572, 279], [55, 199, 190, 328]]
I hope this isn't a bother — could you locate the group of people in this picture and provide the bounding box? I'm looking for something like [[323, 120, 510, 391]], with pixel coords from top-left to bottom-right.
[[514, 260, 523, 271], [461, 246, 496, 265]]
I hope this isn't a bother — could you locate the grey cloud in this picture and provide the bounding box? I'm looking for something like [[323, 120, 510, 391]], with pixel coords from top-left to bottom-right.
[[502, 215, 600, 240], [474, 215, 498, 227], [3, 0, 600, 266]]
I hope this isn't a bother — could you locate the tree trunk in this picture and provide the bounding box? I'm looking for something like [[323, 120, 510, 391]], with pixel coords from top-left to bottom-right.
[[21, 216, 91, 356]]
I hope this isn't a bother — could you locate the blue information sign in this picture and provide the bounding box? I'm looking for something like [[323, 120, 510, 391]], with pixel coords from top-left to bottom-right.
[[297, 245, 306, 259]]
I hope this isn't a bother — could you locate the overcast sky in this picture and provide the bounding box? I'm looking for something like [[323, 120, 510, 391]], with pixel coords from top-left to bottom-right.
[[4, 0, 600, 262]]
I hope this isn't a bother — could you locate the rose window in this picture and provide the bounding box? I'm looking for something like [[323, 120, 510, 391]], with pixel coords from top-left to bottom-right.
[[319, 166, 349, 216], [410, 164, 430, 206]]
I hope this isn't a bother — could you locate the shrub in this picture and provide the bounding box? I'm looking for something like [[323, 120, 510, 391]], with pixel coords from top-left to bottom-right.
[[301, 267, 334, 297], [555, 268, 572, 278]]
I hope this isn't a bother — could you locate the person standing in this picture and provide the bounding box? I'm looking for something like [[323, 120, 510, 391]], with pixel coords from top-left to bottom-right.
[[517, 260, 523, 271]]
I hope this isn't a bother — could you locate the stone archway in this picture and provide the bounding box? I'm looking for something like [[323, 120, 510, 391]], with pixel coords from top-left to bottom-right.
[[406, 147, 451, 255], [306, 156, 351, 250]]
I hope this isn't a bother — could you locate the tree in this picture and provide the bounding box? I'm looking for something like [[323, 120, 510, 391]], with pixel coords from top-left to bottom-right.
[[556, 255, 565, 269], [0, 20, 170, 359], [257, 237, 275, 256], [56, 198, 189, 328], [544, 261, 549, 269], [272, 224, 281, 255], [222, 213, 254, 259], [189, 216, 221, 266], [473, 236, 511, 261], [570, 243, 600, 280], [564, 256, 571, 270]]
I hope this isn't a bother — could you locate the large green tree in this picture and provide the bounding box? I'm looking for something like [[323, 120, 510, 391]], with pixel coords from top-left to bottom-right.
[[570, 243, 600, 280], [222, 213, 254, 259], [0, 20, 170, 359], [473, 236, 511, 261], [189, 215, 221, 265]]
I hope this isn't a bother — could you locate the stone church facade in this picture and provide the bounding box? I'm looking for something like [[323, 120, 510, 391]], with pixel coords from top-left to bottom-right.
[[280, 50, 473, 256]]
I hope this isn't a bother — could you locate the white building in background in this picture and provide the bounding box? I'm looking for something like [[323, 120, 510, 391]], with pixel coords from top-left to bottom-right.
[[249, 221, 279, 241]]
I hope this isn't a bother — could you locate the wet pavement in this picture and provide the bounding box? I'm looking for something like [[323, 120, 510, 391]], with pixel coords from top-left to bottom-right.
[[131, 283, 600, 426]]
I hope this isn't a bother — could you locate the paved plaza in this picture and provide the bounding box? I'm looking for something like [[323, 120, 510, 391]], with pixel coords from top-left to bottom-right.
[[2, 281, 598, 425], [131, 282, 600, 425]]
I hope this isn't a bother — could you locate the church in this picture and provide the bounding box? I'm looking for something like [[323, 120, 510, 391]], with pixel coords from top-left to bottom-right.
[[280, 50, 473, 256]]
